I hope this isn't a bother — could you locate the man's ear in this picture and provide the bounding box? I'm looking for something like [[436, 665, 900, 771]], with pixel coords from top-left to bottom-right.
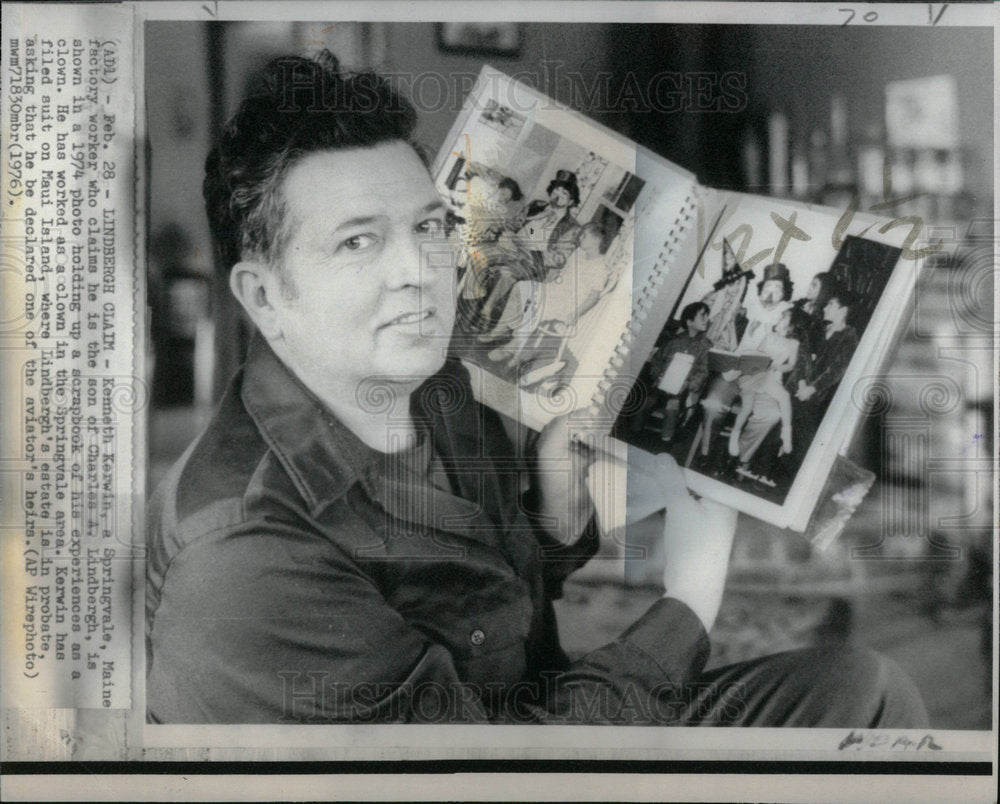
[[229, 260, 283, 341]]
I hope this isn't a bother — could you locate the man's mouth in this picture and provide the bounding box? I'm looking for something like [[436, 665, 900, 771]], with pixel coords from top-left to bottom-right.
[[382, 309, 434, 328]]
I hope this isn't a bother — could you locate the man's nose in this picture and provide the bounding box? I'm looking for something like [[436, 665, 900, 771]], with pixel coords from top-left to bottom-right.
[[382, 231, 427, 288], [383, 232, 455, 289]]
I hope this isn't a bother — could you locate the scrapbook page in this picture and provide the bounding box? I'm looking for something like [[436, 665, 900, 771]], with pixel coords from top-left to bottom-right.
[[433, 66, 697, 431], [436, 69, 919, 530]]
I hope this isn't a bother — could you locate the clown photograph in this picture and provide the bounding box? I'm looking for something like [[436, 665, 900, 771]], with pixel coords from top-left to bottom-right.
[[615, 205, 906, 506]]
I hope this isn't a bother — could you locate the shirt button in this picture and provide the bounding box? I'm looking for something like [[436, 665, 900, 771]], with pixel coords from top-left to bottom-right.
[[469, 628, 486, 647]]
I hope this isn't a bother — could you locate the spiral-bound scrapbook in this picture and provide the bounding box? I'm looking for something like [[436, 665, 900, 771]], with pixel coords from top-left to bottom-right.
[[434, 67, 921, 530]]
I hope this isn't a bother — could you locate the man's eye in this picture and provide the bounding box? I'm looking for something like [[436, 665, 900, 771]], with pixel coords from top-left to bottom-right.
[[342, 233, 376, 251], [416, 218, 446, 237]]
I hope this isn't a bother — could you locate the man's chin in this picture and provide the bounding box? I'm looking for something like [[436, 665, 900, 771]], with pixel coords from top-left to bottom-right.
[[375, 348, 449, 385]]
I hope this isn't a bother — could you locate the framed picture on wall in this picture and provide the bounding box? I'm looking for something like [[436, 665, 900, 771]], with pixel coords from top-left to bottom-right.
[[436, 22, 523, 57]]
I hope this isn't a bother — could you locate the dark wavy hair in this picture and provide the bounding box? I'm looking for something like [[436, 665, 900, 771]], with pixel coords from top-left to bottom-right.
[[497, 177, 523, 202], [805, 271, 835, 313], [545, 177, 580, 207], [826, 283, 857, 311], [679, 300, 709, 327], [203, 50, 421, 274]]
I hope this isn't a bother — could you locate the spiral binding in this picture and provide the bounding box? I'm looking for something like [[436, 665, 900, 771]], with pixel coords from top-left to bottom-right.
[[586, 189, 698, 419]]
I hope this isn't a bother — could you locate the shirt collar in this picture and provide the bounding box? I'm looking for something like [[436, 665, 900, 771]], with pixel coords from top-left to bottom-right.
[[240, 334, 379, 514], [238, 336, 524, 545]]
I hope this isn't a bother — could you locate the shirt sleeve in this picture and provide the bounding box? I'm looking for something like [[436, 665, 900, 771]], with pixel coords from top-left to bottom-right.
[[533, 596, 712, 724], [544, 225, 581, 271], [147, 521, 491, 724], [148, 514, 710, 725]]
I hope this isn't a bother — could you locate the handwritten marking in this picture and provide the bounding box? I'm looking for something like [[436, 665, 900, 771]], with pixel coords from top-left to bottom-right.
[[839, 730, 943, 751], [839, 8, 879, 26], [929, 3, 949, 25]]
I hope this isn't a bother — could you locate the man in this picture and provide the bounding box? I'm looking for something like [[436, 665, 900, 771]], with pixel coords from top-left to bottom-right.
[[728, 308, 799, 488], [475, 169, 582, 335], [469, 171, 580, 335], [146, 52, 926, 726], [795, 287, 858, 408], [487, 221, 611, 372], [536, 220, 614, 334]]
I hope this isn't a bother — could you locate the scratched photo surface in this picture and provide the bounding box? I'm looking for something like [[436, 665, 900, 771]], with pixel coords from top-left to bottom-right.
[[141, 17, 993, 739], [0, 8, 994, 797], [439, 112, 649, 410]]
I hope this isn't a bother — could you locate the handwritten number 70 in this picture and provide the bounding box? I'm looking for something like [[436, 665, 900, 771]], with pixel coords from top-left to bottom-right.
[[839, 5, 948, 26], [839, 8, 878, 26]]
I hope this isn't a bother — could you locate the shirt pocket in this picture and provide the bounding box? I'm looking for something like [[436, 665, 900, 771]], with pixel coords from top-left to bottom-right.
[[392, 563, 535, 680]]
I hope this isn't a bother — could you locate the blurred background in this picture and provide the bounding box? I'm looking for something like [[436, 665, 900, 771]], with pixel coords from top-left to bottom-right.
[[145, 21, 993, 729]]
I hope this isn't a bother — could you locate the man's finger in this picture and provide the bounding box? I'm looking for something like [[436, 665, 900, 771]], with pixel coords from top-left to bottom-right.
[[651, 453, 702, 508], [698, 498, 739, 531]]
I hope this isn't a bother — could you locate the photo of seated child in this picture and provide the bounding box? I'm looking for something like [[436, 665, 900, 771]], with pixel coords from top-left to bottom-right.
[[648, 301, 714, 443], [618, 300, 716, 453]]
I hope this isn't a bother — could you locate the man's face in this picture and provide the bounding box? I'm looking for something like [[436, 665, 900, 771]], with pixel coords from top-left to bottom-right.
[[268, 142, 455, 397], [759, 279, 786, 308], [549, 185, 572, 209]]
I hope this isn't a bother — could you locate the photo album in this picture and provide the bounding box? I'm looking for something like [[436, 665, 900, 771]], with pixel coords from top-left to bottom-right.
[[433, 67, 919, 531]]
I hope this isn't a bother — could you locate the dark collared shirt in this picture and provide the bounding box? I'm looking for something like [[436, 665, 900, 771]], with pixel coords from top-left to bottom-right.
[[146, 336, 709, 723], [807, 325, 858, 405]]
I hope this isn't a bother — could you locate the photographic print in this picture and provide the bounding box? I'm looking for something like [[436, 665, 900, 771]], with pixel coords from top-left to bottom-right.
[[442, 134, 639, 401], [435, 67, 694, 429], [615, 227, 903, 506], [0, 5, 995, 803]]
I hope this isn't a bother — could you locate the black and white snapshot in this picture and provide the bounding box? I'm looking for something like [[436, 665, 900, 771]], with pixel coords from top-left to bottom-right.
[[1, 8, 994, 795], [140, 21, 992, 733]]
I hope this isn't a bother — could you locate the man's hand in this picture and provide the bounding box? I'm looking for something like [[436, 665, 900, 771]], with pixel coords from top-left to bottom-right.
[[721, 369, 741, 383], [653, 454, 738, 632], [532, 415, 597, 545]]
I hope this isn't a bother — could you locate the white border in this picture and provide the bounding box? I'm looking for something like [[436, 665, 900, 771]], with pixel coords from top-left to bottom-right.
[[0, 3, 995, 801], [138, 1, 995, 27]]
